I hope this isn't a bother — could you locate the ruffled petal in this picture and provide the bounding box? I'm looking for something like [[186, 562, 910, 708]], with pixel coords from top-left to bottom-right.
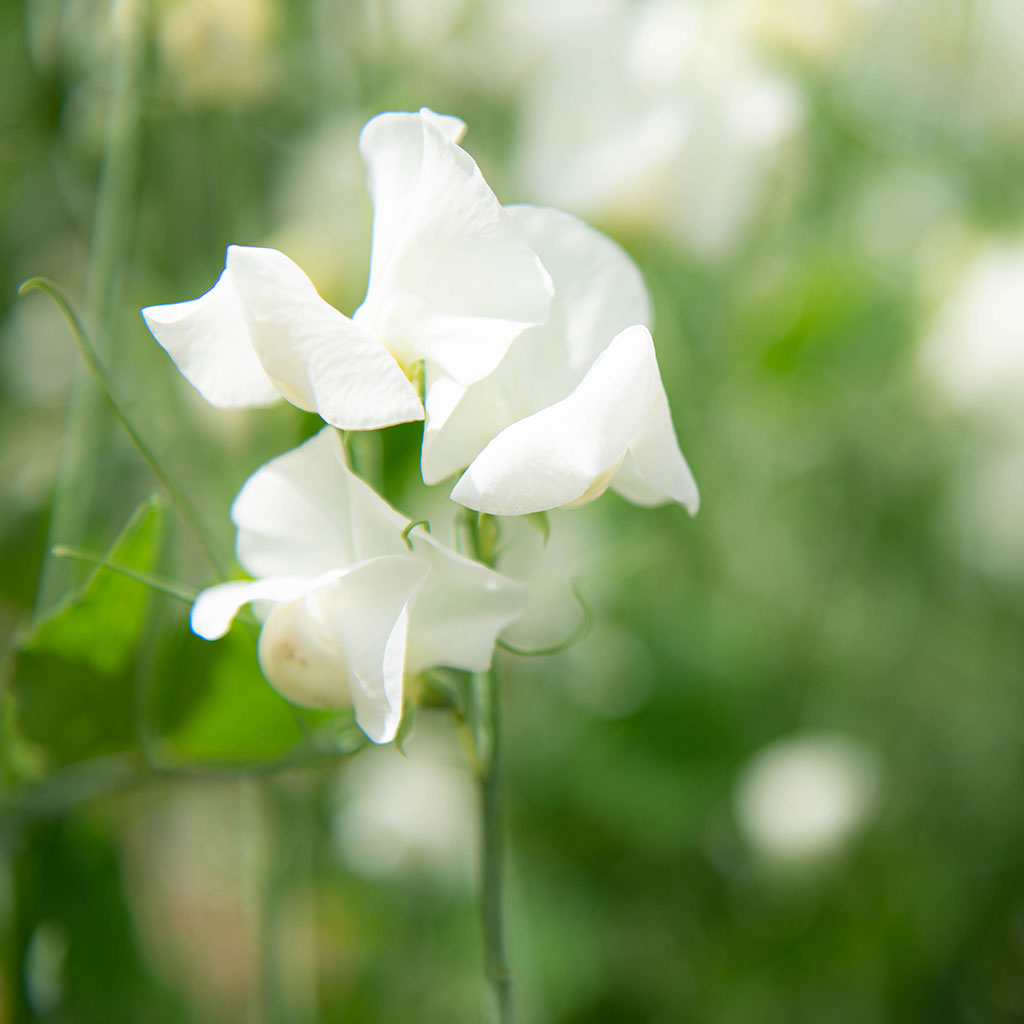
[[141, 268, 281, 409], [421, 206, 655, 484], [356, 108, 552, 382], [404, 534, 527, 673], [450, 326, 654, 515], [232, 428, 408, 580], [611, 371, 700, 513], [190, 576, 311, 640], [506, 204, 653, 374], [232, 429, 357, 578], [225, 245, 423, 430], [420, 367, 510, 486], [309, 558, 430, 744]]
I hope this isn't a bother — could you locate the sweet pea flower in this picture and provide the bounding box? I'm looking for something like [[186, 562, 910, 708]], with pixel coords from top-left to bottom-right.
[[421, 205, 699, 516], [515, 0, 801, 258], [190, 428, 526, 743], [141, 108, 552, 430]]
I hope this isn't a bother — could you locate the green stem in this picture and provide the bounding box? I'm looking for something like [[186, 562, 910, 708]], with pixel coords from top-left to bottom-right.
[[0, 739, 368, 841], [21, 278, 228, 579], [464, 511, 513, 1023], [36, 0, 150, 615], [474, 667, 513, 1023], [52, 543, 200, 604]]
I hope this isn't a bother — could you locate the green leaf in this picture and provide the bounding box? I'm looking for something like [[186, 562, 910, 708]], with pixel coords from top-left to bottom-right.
[[3, 496, 164, 775], [153, 628, 309, 763]]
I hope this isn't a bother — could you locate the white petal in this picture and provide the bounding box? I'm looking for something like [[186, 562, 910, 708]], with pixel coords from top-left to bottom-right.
[[356, 109, 552, 382], [225, 245, 423, 430], [190, 576, 311, 639], [422, 206, 655, 483], [404, 535, 527, 674], [407, 312, 549, 386], [451, 327, 653, 515], [257, 595, 351, 709], [141, 267, 280, 409], [420, 108, 467, 144], [421, 367, 510, 486], [506, 204, 653, 373], [452, 325, 696, 515], [611, 372, 700, 513], [309, 558, 430, 744], [232, 428, 408, 580]]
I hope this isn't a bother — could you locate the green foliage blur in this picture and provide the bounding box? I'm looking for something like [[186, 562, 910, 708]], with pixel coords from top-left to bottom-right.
[[2, 1, 1024, 1021]]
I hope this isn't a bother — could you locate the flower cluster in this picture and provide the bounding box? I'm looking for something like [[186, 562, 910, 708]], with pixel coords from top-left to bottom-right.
[[143, 107, 698, 741]]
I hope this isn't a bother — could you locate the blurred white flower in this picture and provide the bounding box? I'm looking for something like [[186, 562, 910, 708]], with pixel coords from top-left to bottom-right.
[[516, 0, 802, 257], [734, 732, 882, 862], [191, 428, 526, 743], [465, 0, 626, 88], [920, 241, 1024, 427], [920, 239, 1024, 579], [142, 108, 553, 430], [832, 0, 1024, 149], [333, 723, 475, 881], [428, 206, 698, 515]]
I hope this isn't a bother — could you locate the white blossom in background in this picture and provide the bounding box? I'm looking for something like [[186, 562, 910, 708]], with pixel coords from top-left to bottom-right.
[[963, 0, 1024, 137], [142, 108, 552, 430], [921, 240, 1024, 578], [423, 204, 698, 515], [516, 0, 802, 258], [920, 241, 1024, 429], [463, 0, 626, 89], [830, 0, 1024, 149], [190, 429, 526, 743], [333, 723, 475, 881], [734, 732, 882, 863]]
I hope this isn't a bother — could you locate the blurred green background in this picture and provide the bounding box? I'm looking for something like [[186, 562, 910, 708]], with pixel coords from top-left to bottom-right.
[[2, 0, 1024, 1021]]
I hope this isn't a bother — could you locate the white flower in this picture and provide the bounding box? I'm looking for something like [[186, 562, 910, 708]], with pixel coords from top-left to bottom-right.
[[332, 721, 475, 881], [190, 428, 526, 743], [733, 732, 882, 863], [422, 205, 699, 516], [919, 239, 1024, 579], [920, 241, 1024, 427], [141, 108, 552, 431], [515, 0, 801, 258]]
